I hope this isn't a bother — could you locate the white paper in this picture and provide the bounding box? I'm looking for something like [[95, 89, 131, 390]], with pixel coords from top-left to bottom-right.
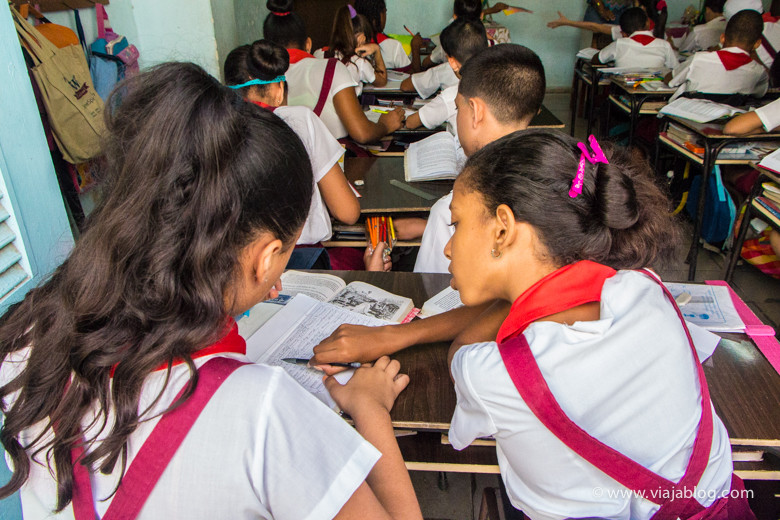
[[365, 106, 416, 123], [685, 321, 721, 362], [404, 132, 462, 181], [758, 147, 780, 174], [246, 294, 389, 407], [419, 285, 463, 318], [576, 47, 600, 60], [329, 281, 414, 323], [386, 70, 410, 82], [664, 283, 745, 332], [277, 270, 346, 302], [659, 98, 745, 124], [364, 79, 405, 91]]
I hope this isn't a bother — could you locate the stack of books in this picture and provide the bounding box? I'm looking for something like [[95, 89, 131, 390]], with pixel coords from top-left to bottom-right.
[[756, 182, 780, 225]]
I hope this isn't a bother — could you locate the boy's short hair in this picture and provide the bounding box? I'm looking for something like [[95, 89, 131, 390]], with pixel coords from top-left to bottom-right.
[[440, 18, 488, 64], [705, 0, 727, 13], [725, 9, 764, 45], [454, 0, 482, 21], [619, 7, 649, 35], [459, 44, 546, 125]]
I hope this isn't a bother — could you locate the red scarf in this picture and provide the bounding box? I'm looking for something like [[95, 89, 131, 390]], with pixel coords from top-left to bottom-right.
[[630, 33, 656, 46], [716, 49, 753, 70], [376, 33, 390, 44], [763, 12, 780, 23], [110, 319, 246, 377], [496, 261, 617, 344], [287, 48, 315, 64], [250, 99, 277, 112]]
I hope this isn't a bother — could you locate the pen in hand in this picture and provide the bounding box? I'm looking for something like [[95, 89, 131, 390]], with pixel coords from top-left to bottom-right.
[[282, 358, 362, 369]]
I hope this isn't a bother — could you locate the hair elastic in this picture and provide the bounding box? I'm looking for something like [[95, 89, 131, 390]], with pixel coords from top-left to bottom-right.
[[569, 135, 609, 198], [228, 76, 286, 89], [272, 11, 291, 16], [348, 4, 357, 18]]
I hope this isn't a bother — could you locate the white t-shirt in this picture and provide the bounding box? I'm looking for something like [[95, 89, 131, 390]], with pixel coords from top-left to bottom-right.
[[677, 16, 726, 54], [313, 50, 376, 97], [449, 271, 734, 520], [755, 97, 780, 131], [1, 349, 380, 520], [286, 54, 358, 139], [378, 36, 411, 69], [413, 191, 453, 273], [668, 47, 769, 96], [724, 0, 762, 20], [610, 24, 623, 41], [598, 31, 678, 69], [411, 62, 459, 99], [275, 105, 345, 244], [430, 33, 446, 64], [418, 84, 459, 138], [757, 20, 780, 68]]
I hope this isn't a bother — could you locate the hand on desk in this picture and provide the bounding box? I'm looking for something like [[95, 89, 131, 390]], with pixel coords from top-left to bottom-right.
[[379, 107, 405, 134], [324, 356, 410, 415], [312, 323, 404, 371]]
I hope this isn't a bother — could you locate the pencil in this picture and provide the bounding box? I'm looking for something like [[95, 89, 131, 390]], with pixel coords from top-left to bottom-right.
[[404, 25, 415, 36]]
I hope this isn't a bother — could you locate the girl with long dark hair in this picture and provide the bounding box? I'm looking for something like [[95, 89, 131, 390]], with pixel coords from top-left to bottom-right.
[[0, 62, 420, 519]]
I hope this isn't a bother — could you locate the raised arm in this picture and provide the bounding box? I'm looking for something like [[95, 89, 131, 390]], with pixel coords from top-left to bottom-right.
[[357, 43, 388, 87], [548, 11, 616, 35], [333, 88, 404, 143]]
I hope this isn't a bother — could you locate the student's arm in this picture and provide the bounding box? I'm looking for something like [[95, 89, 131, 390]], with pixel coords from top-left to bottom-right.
[[404, 112, 422, 129], [593, 41, 616, 65], [421, 55, 436, 70], [400, 76, 416, 92], [327, 357, 423, 520], [358, 43, 388, 87], [409, 33, 424, 73], [392, 217, 427, 239], [333, 88, 404, 143], [311, 302, 495, 367], [547, 11, 615, 35], [447, 300, 511, 369], [318, 164, 361, 225], [723, 111, 763, 135]]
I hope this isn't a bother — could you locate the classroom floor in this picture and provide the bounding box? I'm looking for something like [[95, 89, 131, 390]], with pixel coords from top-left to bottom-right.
[[409, 91, 780, 520]]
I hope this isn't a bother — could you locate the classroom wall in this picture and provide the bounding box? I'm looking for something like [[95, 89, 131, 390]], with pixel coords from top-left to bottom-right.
[[212, 0, 240, 80]]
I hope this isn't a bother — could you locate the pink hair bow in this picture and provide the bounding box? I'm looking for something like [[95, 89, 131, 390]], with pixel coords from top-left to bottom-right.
[[569, 135, 609, 198]]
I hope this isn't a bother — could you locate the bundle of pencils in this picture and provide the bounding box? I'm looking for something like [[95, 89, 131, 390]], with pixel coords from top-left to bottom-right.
[[365, 216, 396, 256]]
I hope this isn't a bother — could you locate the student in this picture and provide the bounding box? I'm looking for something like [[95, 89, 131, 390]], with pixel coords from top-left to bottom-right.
[[310, 45, 546, 369], [593, 7, 677, 69], [673, 0, 727, 54], [314, 5, 388, 96], [548, 1, 661, 43], [665, 9, 768, 96], [405, 18, 488, 139], [445, 129, 754, 519], [637, 0, 667, 38], [354, 0, 411, 70], [724, 96, 780, 134], [756, 0, 780, 69], [263, 0, 404, 143], [0, 63, 421, 519]]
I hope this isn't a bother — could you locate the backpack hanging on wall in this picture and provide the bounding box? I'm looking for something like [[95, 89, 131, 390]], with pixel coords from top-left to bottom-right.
[[686, 165, 737, 246], [12, 5, 105, 164], [90, 4, 139, 77]]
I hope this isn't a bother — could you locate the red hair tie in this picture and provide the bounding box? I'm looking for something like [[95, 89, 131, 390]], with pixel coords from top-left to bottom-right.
[[273, 11, 291, 16]]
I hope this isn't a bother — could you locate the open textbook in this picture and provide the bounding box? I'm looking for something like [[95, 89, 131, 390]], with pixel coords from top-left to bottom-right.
[[245, 294, 388, 408], [273, 270, 418, 323], [404, 132, 466, 182], [665, 282, 745, 333], [659, 98, 745, 124], [418, 285, 464, 318]]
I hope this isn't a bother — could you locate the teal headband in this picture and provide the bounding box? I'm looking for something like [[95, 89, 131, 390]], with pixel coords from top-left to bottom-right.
[[228, 76, 286, 89]]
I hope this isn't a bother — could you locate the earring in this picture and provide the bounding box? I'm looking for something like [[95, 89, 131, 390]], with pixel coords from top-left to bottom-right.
[[490, 248, 502, 259]]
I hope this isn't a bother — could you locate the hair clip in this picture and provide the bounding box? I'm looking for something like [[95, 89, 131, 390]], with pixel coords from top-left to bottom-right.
[[569, 135, 609, 198], [228, 76, 287, 89], [348, 5, 357, 18]]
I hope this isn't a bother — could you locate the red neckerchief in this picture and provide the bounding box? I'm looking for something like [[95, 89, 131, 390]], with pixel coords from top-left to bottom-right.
[[656, 0, 667, 9], [716, 49, 753, 70], [250, 99, 277, 112], [110, 319, 245, 377], [287, 48, 315, 64], [763, 12, 780, 23], [630, 33, 656, 46], [496, 261, 617, 344], [376, 33, 390, 44]]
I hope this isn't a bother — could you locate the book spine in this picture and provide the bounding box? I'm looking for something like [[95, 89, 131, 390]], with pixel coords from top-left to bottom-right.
[[756, 196, 780, 220]]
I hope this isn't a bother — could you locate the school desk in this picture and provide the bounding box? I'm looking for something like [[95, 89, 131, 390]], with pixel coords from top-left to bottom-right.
[[570, 58, 610, 137], [654, 115, 780, 280], [605, 77, 676, 146], [724, 164, 780, 283]]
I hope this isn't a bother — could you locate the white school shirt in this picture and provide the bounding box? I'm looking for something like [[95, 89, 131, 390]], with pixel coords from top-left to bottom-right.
[[411, 62, 459, 99], [418, 84, 460, 138], [597, 31, 678, 69], [755, 97, 780, 131], [1, 349, 380, 520], [677, 16, 726, 54], [610, 24, 622, 41], [378, 35, 411, 69], [286, 52, 358, 139], [275, 105, 345, 244], [757, 20, 780, 67], [724, 0, 762, 20], [313, 49, 376, 97], [414, 191, 454, 273], [449, 271, 734, 520], [668, 47, 769, 96]]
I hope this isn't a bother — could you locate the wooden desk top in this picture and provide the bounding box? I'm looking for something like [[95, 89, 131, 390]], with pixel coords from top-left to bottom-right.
[[329, 271, 780, 446], [609, 77, 676, 96], [344, 157, 453, 213]]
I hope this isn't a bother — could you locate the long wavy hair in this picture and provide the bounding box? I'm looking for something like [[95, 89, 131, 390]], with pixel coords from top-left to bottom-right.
[[0, 62, 313, 511]]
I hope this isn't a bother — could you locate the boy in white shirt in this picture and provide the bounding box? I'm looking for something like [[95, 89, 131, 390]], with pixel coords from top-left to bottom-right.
[[593, 7, 678, 69], [756, 0, 780, 68], [404, 18, 488, 139], [674, 0, 727, 54], [666, 9, 768, 96]]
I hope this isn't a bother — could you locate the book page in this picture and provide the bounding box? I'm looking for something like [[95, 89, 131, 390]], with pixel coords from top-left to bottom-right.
[[664, 283, 745, 332], [405, 132, 459, 181], [276, 270, 347, 302], [659, 98, 745, 124], [759, 147, 780, 174], [419, 285, 464, 318], [329, 281, 414, 323], [246, 294, 389, 407], [576, 47, 599, 60]]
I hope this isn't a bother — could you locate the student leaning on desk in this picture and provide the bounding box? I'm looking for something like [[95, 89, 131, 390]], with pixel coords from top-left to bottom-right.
[[0, 63, 421, 520]]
